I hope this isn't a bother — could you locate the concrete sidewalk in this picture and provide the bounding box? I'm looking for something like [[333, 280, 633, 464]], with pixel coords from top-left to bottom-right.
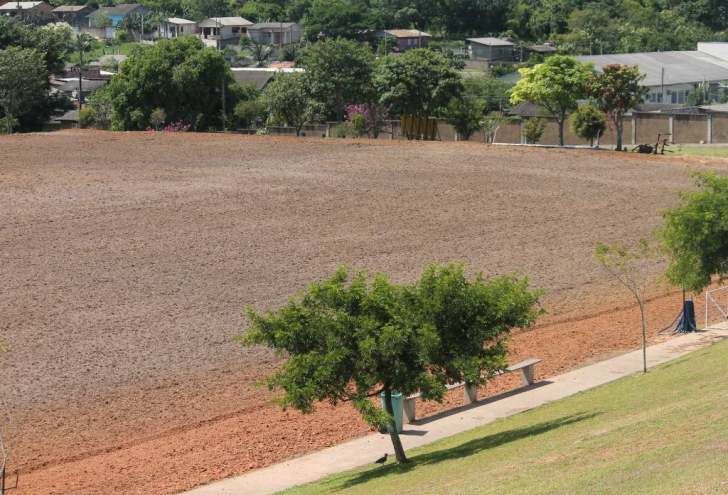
[[185, 326, 727, 495]]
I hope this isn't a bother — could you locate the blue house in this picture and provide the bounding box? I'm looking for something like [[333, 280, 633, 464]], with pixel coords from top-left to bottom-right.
[[86, 4, 149, 27]]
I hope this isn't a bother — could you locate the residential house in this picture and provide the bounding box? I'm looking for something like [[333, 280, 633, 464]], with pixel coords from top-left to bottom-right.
[[198, 17, 252, 48], [374, 29, 432, 52], [0, 2, 53, 22], [247, 22, 302, 46], [467, 37, 516, 64], [576, 43, 728, 104], [522, 43, 557, 61], [86, 4, 149, 27], [159, 17, 196, 39], [53, 5, 94, 29], [231, 68, 275, 91]]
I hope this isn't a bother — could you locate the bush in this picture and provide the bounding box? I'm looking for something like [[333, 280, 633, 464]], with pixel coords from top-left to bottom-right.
[[149, 107, 166, 130], [281, 44, 298, 62], [234, 99, 267, 129], [523, 117, 547, 144], [333, 123, 349, 138], [115, 29, 127, 43], [77, 106, 97, 129], [569, 104, 606, 146], [349, 113, 367, 138], [445, 98, 486, 141]]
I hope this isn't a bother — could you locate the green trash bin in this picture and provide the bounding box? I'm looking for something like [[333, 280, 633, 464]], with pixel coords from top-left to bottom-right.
[[380, 391, 404, 433]]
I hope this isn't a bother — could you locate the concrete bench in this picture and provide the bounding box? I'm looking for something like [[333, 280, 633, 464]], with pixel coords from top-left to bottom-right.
[[402, 358, 542, 424]]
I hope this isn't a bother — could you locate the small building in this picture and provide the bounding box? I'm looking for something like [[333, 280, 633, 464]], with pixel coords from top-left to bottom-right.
[[0, 1, 53, 22], [198, 17, 252, 48], [374, 29, 432, 52], [56, 78, 108, 102], [52, 5, 94, 28], [86, 4, 149, 27], [247, 22, 302, 46], [467, 37, 516, 63], [231, 68, 274, 91], [51, 109, 79, 130], [523, 44, 557, 60], [159, 17, 196, 39]]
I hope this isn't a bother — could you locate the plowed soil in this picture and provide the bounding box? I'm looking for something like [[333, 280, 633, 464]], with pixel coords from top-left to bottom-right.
[[1, 131, 725, 495]]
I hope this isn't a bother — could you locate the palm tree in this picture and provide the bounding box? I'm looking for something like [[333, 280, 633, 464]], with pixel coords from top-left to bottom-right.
[[240, 36, 272, 67], [75, 33, 95, 110]]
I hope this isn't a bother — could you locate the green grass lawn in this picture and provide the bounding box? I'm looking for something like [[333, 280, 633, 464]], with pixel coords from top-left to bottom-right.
[[284, 339, 728, 495], [672, 145, 728, 158], [70, 41, 144, 64]]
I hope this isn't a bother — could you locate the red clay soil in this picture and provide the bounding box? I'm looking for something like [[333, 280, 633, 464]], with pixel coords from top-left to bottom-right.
[[1, 132, 726, 495]]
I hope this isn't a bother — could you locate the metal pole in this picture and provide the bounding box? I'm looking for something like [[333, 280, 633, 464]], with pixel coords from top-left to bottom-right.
[[221, 77, 226, 132], [661, 67, 665, 103]]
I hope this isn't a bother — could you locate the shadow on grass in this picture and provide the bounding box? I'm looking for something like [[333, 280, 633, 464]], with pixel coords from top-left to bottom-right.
[[333, 412, 600, 492]]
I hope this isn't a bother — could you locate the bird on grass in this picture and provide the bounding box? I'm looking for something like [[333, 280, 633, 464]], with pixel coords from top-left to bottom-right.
[[374, 453, 388, 465]]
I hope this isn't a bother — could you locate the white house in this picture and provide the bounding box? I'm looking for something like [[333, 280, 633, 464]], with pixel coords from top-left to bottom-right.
[[198, 17, 252, 48], [247, 22, 302, 46], [159, 17, 196, 39]]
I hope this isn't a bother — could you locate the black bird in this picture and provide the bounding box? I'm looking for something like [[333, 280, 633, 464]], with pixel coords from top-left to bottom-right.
[[374, 453, 388, 465]]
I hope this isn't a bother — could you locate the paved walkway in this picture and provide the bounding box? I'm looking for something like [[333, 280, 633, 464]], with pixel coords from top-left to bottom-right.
[[185, 326, 727, 495]]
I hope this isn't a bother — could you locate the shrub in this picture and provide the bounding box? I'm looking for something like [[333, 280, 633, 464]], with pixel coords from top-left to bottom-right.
[[281, 44, 298, 62], [569, 104, 606, 146], [77, 106, 97, 129], [333, 123, 349, 138], [523, 117, 547, 144], [234, 99, 267, 129], [149, 107, 166, 130], [344, 103, 389, 138], [445, 98, 486, 141], [349, 113, 367, 138], [115, 29, 127, 43]]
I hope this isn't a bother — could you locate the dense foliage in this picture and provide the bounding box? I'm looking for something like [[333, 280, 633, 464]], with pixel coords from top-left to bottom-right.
[[238, 264, 543, 462], [660, 172, 728, 294], [107, 36, 237, 130], [569, 104, 606, 145]]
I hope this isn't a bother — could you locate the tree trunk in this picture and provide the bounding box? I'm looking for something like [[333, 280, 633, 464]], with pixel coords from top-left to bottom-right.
[[639, 300, 647, 374], [383, 388, 407, 463], [558, 113, 565, 147], [5, 113, 12, 135], [296, 124, 301, 137], [616, 115, 623, 151]]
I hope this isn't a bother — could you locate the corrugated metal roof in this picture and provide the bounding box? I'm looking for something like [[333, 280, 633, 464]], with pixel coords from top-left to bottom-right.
[[0, 2, 45, 10], [163, 17, 195, 24], [231, 70, 272, 90], [53, 5, 89, 12], [87, 4, 148, 17], [198, 17, 252, 28], [384, 29, 431, 38], [250, 22, 298, 30], [57, 79, 108, 93], [467, 37, 514, 47], [576, 51, 728, 86]]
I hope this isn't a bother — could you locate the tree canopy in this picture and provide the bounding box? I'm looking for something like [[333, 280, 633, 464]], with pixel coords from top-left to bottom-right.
[[374, 49, 462, 118], [238, 264, 542, 463], [659, 172, 728, 294], [510, 55, 594, 146], [107, 36, 236, 131], [0, 47, 50, 134]]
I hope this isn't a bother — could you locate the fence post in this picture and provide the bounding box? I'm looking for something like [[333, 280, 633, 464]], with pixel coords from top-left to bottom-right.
[[707, 113, 713, 144], [520, 119, 525, 144], [669, 115, 675, 143], [631, 114, 637, 145]]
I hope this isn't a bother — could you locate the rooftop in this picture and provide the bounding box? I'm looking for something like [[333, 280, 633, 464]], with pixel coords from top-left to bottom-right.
[[526, 44, 557, 53], [86, 4, 149, 17], [163, 17, 196, 25], [467, 37, 515, 47], [384, 29, 432, 38], [0, 2, 46, 10], [249, 22, 298, 30], [231, 70, 273, 90], [198, 17, 252, 28], [56, 79, 108, 93], [52, 5, 90, 12], [576, 51, 728, 86]]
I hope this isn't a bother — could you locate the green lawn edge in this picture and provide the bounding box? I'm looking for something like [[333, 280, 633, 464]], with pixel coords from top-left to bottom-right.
[[282, 338, 728, 495]]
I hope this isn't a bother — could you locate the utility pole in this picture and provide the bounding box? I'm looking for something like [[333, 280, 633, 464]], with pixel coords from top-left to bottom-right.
[[661, 67, 665, 103], [221, 77, 226, 132]]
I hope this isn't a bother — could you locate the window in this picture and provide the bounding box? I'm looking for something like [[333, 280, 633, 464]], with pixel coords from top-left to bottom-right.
[[670, 90, 686, 104], [232, 27, 240, 34]]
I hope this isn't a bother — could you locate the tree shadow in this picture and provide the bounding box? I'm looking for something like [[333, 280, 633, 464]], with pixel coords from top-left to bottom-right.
[[334, 412, 600, 491]]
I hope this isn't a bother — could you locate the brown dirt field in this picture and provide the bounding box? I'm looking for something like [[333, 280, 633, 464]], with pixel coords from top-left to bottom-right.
[[1, 131, 726, 495]]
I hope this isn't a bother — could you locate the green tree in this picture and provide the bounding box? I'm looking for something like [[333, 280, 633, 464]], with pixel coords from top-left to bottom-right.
[[523, 116, 546, 144], [240, 36, 272, 67], [463, 72, 513, 113], [262, 71, 314, 136], [659, 172, 728, 294], [234, 99, 267, 129], [510, 55, 594, 147], [77, 105, 97, 129], [482, 111, 513, 144], [445, 98, 485, 141], [595, 240, 655, 374], [0, 47, 49, 134], [87, 86, 113, 130], [237, 264, 542, 463], [92, 12, 113, 28], [238, 1, 285, 22], [108, 37, 235, 130], [74, 33, 95, 110], [302, 0, 372, 40], [150, 107, 166, 130], [298, 38, 375, 122], [183, 0, 229, 21], [374, 49, 462, 118], [586, 64, 647, 151], [569, 104, 606, 146]]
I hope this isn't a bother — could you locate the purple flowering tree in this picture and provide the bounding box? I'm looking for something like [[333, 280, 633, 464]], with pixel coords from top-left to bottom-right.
[[344, 103, 390, 139]]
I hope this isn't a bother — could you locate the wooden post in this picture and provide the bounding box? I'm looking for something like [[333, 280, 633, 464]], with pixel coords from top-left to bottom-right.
[[463, 384, 478, 404], [707, 113, 713, 144], [669, 115, 675, 143]]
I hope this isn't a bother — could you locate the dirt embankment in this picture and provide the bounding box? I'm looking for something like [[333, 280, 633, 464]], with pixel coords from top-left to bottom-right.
[[1, 132, 724, 494]]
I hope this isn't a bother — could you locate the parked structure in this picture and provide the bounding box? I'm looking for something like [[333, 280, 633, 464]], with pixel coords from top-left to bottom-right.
[[374, 29, 432, 52], [467, 37, 516, 64], [159, 17, 196, 39], [52, 5, 94, 28], [0, 1, 53, 22], [577, 43, 728, 104], [86, 4, 149, 27], [198, 17, 252, 48], [247, 22, 302, 46]]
